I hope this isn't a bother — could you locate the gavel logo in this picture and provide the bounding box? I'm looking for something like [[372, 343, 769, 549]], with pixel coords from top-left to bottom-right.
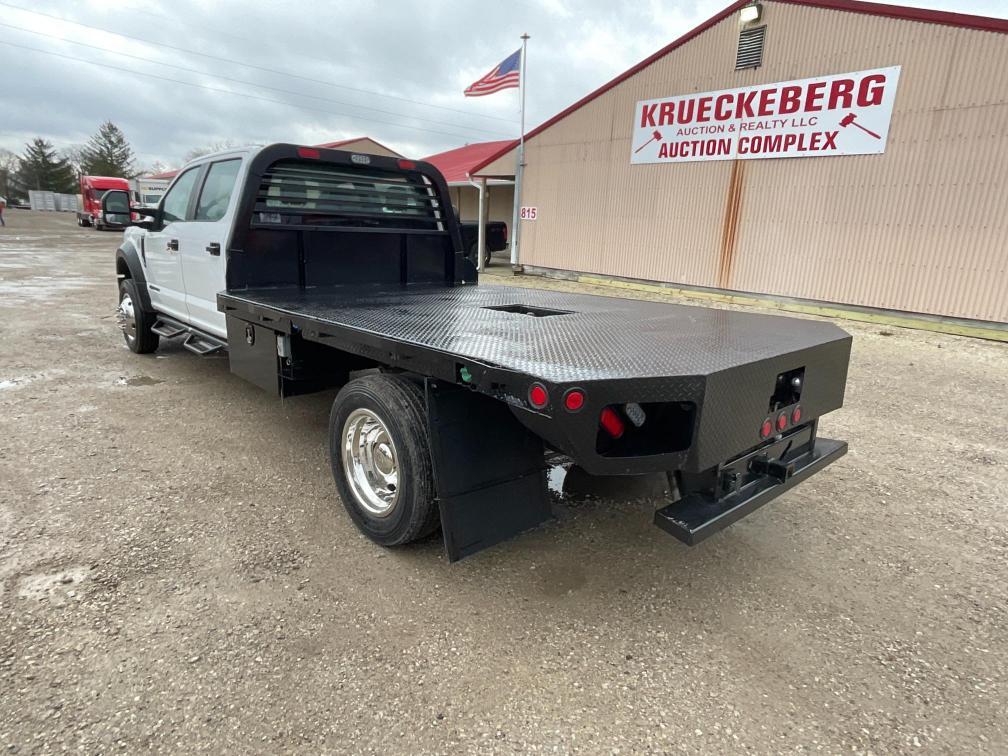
[[635, 130, 662, 153], [839, 112, 881, 140]]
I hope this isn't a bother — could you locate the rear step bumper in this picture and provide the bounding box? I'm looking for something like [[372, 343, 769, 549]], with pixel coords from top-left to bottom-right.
[[654, 434, 847, 546]]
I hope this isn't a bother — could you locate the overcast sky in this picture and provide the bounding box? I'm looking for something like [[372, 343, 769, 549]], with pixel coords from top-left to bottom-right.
[[1, 0, 1004, 170]]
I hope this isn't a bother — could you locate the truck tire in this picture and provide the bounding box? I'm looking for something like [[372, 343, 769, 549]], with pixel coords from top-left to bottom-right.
[[329, 374, 439, 546], [118, 278, 159, 354], [468, 241, 492, 268]]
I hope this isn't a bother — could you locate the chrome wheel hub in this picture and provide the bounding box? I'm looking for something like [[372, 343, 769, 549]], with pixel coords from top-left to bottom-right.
[[118, 291, 137, 343], [342, 408, 400, 517]]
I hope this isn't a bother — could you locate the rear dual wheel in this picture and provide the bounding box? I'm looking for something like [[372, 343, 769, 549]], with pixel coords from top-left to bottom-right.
[[329, 374, 439, 546]]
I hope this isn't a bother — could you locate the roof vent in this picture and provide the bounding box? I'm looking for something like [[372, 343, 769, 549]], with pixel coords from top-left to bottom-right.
[[735, 25, 766, 70]]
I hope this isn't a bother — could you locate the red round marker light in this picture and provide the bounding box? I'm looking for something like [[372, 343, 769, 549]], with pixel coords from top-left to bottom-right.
[[760, 419, 773, 439], [528, 383, 549, 409], [791, 406, 802, 424], [563, 389, 585, 412], [777, 413, 788, 432]]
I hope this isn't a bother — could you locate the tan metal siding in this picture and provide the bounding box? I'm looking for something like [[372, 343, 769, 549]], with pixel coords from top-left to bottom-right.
[[477, 147, 517, 178], [731, 4, 1008, 321], [518, 1, 1008, 322], [338, 138, 402, 158], [452, 186, 514, 225]]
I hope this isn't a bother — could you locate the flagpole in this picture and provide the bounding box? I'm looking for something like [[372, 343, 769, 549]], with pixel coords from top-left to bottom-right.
[[510, 33, 529, 270]]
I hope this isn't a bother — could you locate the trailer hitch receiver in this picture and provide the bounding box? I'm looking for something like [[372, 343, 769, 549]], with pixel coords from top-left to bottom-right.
[[749, 455, 795, 482]]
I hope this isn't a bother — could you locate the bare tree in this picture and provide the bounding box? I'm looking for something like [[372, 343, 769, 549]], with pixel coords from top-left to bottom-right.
[[182, 140, 247, 163], [136, 160, 169, 176], [61, 144, 86, 180], [0, 148, 21, 199]]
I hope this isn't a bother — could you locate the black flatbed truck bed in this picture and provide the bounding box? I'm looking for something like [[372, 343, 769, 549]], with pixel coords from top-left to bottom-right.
[[185, 143, 849, 561], [220, 282, 850, 475]]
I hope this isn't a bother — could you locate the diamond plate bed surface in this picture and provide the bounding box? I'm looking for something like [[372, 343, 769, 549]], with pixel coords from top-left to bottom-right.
[[219, 284, 849, 382]]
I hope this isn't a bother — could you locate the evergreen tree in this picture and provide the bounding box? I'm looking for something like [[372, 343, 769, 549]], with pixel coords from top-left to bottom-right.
[[80, 121, 137, 178], [17, 138, 76, 193]]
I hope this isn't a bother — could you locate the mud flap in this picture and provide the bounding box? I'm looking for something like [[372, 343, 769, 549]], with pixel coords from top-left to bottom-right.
[[425, 381, 551, 562]]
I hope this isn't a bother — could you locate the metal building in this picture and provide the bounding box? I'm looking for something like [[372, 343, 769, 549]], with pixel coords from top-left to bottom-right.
[[469, 0, 1008, 327], [423, 141, 515, 228]]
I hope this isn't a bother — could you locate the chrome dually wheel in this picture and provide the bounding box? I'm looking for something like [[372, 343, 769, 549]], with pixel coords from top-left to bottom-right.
[[342, 408, 400, 517], [329, 374, 438, 546], [117, 278, 159, 354], [118, 289, 137, 346]]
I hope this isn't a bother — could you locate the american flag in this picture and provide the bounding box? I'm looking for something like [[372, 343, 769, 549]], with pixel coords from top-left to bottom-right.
[[464, 49, 521, 97]]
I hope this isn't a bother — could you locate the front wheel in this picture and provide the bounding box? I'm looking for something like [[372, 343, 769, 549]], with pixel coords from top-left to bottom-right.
[[329, 374, 439, 546], [117, 278, 159, 354]]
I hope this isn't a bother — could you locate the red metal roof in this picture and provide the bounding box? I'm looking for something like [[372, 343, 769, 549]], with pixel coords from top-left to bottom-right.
[[422, 140, 518, 183], [468, 0, 1008, 174]]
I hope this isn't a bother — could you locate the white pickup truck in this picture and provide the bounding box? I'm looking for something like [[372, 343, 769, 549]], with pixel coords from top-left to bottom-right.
[[113, 149, 244, 353]]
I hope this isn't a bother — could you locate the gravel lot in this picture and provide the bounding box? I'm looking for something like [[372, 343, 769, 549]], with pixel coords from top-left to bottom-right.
[[1, 210, 1005, 753]]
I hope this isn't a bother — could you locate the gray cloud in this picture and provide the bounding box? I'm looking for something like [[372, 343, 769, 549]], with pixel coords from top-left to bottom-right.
[[0, 0, 1003, 170]]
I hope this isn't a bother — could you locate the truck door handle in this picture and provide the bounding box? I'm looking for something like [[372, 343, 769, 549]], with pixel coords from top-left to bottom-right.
[[206, 243, 221, 256], [167, 239, 179, 251]]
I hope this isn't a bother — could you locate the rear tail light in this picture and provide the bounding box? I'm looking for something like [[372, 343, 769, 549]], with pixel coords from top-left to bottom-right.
[[760, 419, 773, 439], [791, 406, 802, 424], [599, 407, 625, 439], [563, 388, 585, 412], [398, 159, 417, 170], [528, 383, 549, 410], [297, 147, 320, 159], [776, 413, 788, 432]]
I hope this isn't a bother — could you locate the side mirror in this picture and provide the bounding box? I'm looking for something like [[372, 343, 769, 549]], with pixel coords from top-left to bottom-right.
[[101, 190, 160, 230], [100, 190, 132, 228]]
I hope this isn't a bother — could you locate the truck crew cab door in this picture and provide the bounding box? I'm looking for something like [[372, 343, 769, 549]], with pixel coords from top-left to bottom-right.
[[178, 157, 242, 338], [144, 166, 203, 322]]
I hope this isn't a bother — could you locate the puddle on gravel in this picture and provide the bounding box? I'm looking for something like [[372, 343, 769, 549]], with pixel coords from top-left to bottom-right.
[[17, 566, 91, 602], [115, 375, 165, 387]]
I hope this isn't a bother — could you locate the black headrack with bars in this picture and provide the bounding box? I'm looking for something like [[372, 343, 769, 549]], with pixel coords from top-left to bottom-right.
[[252, 159, 446, 232]]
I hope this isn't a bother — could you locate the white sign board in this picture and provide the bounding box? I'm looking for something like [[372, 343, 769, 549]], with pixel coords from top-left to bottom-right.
[[520, 206, 538, 220], [630, 66, 901, 164]]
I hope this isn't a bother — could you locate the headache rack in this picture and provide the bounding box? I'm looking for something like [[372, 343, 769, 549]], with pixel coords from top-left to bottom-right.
[[252, 159, 446, 231], [226, 144, 473, 292]]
